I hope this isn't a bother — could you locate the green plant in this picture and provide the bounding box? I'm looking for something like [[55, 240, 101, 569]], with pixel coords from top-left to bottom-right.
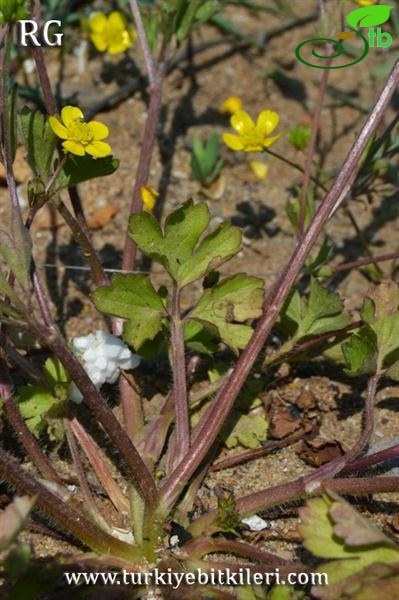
[[190, 133, 224, 187], [1, 1, 399, 598]]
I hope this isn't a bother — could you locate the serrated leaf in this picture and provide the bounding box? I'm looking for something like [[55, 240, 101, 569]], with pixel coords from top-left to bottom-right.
[[0, 497, 35, 552], [18, 107, 57, 180], [280, 279, 350, 342], [299, 492, 399, 591], [190, 274, 264, 352], [347, 5, 392, 29], [92, 274, 167, 350], [130, 201, 241, 287], [54, 154, 119, 191]]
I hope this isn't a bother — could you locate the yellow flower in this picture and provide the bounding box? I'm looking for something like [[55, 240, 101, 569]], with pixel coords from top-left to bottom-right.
[[353, 0, 375, 5], [249, 161, 268, 180], [140, 185, 159, 212], [223, 110, 281, 153], [219, 96, 243, 115], [49, 106, 111, 158], [89, 11, 136, 55]]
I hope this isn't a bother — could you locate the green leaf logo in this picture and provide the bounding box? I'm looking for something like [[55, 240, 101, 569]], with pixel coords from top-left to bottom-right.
[[347, 5, 393, 29]]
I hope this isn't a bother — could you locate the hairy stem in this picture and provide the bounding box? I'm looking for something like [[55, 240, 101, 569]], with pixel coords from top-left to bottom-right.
[[121, 58, 168, 282], [190, 475, 399, 536], [170, 285, 190, 466], [69, 417, 129, 513], [128, 0, 156, 85], [65, 419, 112, 532], [0, 446, 139, 560]]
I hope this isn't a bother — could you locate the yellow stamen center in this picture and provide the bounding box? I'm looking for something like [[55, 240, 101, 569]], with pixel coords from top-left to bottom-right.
[[68, 120, 94, 146]]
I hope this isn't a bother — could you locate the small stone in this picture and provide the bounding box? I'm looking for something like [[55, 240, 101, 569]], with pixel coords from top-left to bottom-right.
[[241, 515, 269, 531]]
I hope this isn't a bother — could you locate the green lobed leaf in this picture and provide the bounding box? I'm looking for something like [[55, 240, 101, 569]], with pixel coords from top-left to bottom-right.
[[18, 107, 57, 181], [130, 200, 242, 287], [280, 279, 351, 342], [190, 273, 264, 353], [92, 274, 167, 350], [299, 492, 399, 593], [54, 154, 119, 191]]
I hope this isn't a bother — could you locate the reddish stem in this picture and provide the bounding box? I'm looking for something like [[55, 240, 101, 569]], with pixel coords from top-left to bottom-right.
[[298, 55, 332, 237], [69, 417, 129, 513], [170, 285, 190, 466], [0, 446, 139, 560], [30, 1, 57, 114], [334, 251, 399, 273], [121, 60, 167, 281]]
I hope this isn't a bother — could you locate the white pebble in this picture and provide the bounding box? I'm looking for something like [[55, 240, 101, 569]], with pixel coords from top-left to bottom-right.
[[242, 515, 269, 531]]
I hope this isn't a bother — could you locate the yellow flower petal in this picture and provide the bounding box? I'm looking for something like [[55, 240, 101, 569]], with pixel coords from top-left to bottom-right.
[[242, 143, 263, 153], [256, 110, 279, 136], [90, 32, 108, 52], [222, 132, 245, 151], [88, 121, 109, 140], [231, 110, 254, 135], [249, 161, 268, 180], [261, 133, 282, 148], [219, 96, 242, 115], [140, 186, 159, 212], [354, 0, 375, 5], [108, 40, 130, 55], [61, 106, 83, 127], [89, 12, 107, 33], [108, 11, 126, 31], [48, 116, 69, 139], [85, 141, 111, 157], [63, 140, 86, 156]]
